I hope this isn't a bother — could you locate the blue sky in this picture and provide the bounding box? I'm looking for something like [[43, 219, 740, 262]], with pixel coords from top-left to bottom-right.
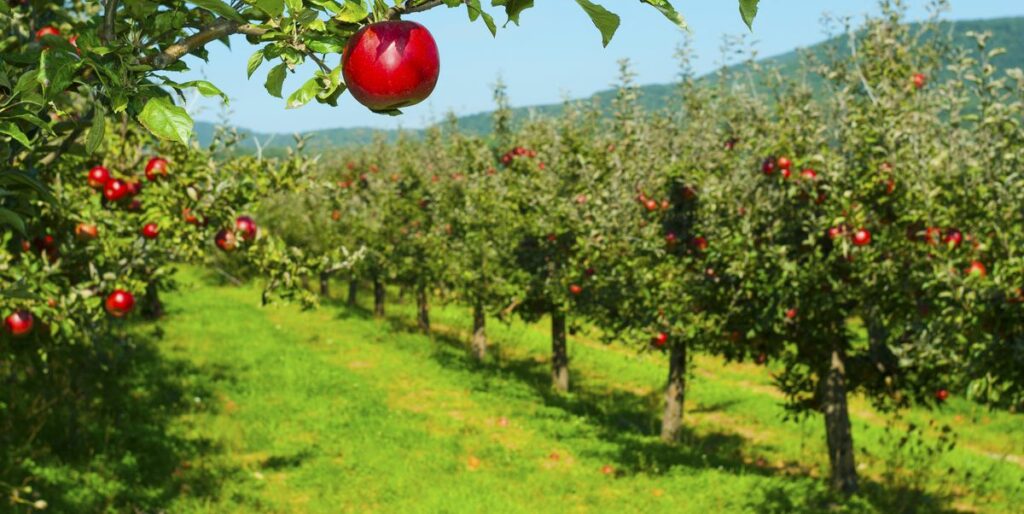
[[177, 1, 1024, 133]]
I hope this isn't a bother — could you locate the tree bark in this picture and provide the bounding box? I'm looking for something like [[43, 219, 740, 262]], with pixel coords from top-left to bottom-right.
[[373, 278, 385, 318], [660, 340, 687, 443], [416, 285, 430, 333], [823, 345, 859, 495], [319, 272, 330, 297], [347, 279, 358, 307], [471, 303, 487, 361], [141, 281, 164, 320], [551, 311, 569, 392]]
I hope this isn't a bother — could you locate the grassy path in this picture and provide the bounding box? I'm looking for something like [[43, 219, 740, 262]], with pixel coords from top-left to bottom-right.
[[155, 270, 1024, 513]]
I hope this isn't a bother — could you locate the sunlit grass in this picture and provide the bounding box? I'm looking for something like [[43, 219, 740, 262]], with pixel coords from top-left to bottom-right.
[[153, 268, 1024, 513]]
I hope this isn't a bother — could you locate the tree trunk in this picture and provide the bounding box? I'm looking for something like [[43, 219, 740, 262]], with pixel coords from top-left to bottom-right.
[[416, 285, 430, 333], [319, 272, 330, 297], [141, 281, 164, 320], [373, 279, 385, 318], [660, 340, 687, 443], [823, 346, 859, 495], [347, 279, 358, 307], [551, 311, 569, 392], [471, 303, 487, 361]]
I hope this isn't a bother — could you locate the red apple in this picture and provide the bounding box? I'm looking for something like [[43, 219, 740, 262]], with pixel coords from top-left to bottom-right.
[[35, 26, 60, 41], [145, 157, 169, 181], [601, 464, 614, 475], [341, 21, 440, 111], [644, 199, 658, 212], [235, 216, 258, 241], [88, 166, 111, 189], [125, 180, 143, 197], [104, 179, 128, 202], [935, 389, 949, 402], [785, 308, 798, 320], [761, 158, 776, 175], [800, 168, 818, 180], [141, 223, 159, 239], [75, 223, 98, 240], [944, 229, 962, 247], [215, 229, 237, 252], [665, 232, 678, 245], [105, 289, 135, 318], [781, 168, 792, 179], [966, 260, 986, 278], [569, 284, 583, 296], [852, 229, 872, 247], [692, 236, 708, 252], [653, 331, 668, 348], [777, 156, 792, 170], [4, 310, 34, 337], [912, 73, 927, 89]]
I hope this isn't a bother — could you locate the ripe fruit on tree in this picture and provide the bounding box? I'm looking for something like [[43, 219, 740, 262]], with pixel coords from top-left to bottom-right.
[[88, 165, 111, 189], [145, 157, 169, 181], [777, 156, 792, 170], [800, 168, 818, 180], [653, 331, 668, 348], [935, 389, 949, 402], [141, 223, 159, 239], [75, 223, 98, 240], [569, 284, 583, 296], [341, 21, 440, 111], [644, 199, 658, 212], [235, 216, 258, 241], [183, 208, 200, 225], [105, 290, 135, 318], [852, 229, 872, 247], [692, 236, 708, 252], [331, 210, 342, 221], [912, 72, 927, 89], [785, 308, 798, 320], [761, 158, 776, 175], [966, 260, 986, 278], [104, 179, 129, 202], [4, 310, 34, 337], [665, 232, 678, 245], [215, 229, 237, 252], [35, 26, 60, 40], [944, 229, 962, 247]]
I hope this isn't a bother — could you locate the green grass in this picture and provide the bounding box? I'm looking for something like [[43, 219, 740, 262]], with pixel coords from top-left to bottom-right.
[[98, 268, 1024, 513]]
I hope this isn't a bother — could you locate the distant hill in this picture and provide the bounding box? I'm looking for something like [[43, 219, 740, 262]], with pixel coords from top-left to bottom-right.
[[195, 16, 1024, 152]]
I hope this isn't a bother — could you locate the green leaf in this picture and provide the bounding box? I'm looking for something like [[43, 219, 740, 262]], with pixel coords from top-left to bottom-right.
[[178, 80, 229, 103], [247, 49, 265, 78], [286, 76, 321, 109], [467, 0, 496, 36], [85, 109, 106, 155], [335, 0, 368, 23], [265, 63, 287, 98], [253, 0, 285, 17], [491, 0, 533, 25], [575, 0, 620, 47], [0, 208, 26, 235], [38, 49, 80, 96], [137, 97, 193, 145], [0, 122, 31, 148], [190, 0, 246, 22], [739, 0, 758, 30], [639, 0, 687, 31], [285, 0, 303, 15]]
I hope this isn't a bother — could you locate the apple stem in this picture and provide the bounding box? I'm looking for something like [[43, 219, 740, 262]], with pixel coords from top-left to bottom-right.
[[386, 0, 449, 20]]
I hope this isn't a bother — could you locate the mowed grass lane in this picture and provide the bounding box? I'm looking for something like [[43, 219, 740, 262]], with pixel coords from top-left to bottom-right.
[[157, 269, 1024, 513]]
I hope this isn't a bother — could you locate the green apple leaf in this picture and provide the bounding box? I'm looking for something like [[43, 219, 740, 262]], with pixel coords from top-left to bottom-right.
[[575, 0, 620, 47], [265, 63, 287, 98], [190, 0, 246, 22], [138, 97, 193, 145], [739, 0, 759, 30]]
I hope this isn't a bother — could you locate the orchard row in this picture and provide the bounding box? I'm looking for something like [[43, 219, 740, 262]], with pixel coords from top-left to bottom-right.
[[262, 13, 1023, 496]]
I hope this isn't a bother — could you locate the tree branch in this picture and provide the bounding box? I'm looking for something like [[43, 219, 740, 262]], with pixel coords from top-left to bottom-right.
[[146, 19, 268, 69], [102, 0, 119, 42], [387, 0, 452, 20]]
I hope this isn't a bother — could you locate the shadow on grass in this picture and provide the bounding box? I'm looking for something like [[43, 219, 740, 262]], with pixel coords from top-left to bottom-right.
[[323, 291, 967, 514], [1, 323, 235, 513]]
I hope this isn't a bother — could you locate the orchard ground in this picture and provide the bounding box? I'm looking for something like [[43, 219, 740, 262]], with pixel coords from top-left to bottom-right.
[[83, 267, 1024, 513]]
